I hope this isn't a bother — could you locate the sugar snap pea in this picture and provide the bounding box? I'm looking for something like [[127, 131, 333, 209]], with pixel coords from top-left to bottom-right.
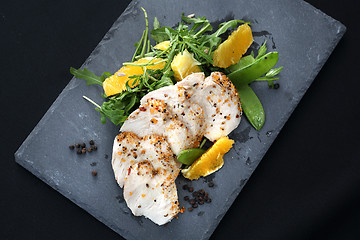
[[228, 52, 279, 87], [236, 84, 265, 130], [177, 148, 206, 165], [228, 55, 255, 72]]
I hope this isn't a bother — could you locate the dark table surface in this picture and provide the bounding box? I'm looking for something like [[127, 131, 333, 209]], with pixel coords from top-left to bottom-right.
[[1, 0, 360, 239]]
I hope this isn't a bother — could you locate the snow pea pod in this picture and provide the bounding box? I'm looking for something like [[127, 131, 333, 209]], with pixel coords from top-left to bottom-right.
[[228, 55, 255, 72], [228, 52, 279, 87], [177, 148, 206, 165], [236, 84, 265, 130]]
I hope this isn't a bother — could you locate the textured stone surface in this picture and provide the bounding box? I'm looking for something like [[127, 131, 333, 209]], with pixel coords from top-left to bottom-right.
[[15, 0, 345, 239]]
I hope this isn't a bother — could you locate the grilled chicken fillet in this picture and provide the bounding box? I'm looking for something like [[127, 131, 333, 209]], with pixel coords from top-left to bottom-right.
[[121, 98, 204, 155], [112, 132, 181, 225], [177, 72, 242, 141]]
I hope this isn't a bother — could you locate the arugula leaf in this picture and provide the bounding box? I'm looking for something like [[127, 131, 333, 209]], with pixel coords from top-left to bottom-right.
[[212, 20, 249, 38], [265, 66, 283, 77], [185, 41, 213, 64], [83, 68, 175, 125], [194, 22, 213, 37], [131, 8, 150, 61], [255, 67, 283, 81], [153, 17, 160, 30], [99, 98, 128, 125], [139, 8, 149, 58], [132, 30, 146, 61], [77, 11, 281, 127], [151, 26, 176, 43], [255, 76, 280, 81], [82, 95, 127, 125], [70, 67, 109, 86], [256, 40, 267, 60], [255, 67, 283, 87], [156, 75, 173, 89], [181, 13, 204, 24], [250, 51, 255, 58], [181, 14, 210, 33], [125, 94, 138, 113]]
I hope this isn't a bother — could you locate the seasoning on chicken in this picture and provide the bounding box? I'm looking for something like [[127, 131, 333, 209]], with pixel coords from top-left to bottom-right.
[[140, 84, 206, 146], [112, 132, 181, 224], [112, 132, 181, 186], [120, 98, 203, 155], [124, 160, 180, 225], [178, 72, 242, 141]]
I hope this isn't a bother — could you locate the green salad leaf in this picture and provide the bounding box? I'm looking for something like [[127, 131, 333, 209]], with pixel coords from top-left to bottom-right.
[[71, 9, 283, 129], [70, 67, 110, 86], [81, 68, 174, 125], [153, 17, 161, 30]]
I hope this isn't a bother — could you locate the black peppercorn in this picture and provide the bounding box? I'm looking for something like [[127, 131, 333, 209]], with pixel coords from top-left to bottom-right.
[[89, 140, 95, 145], [69, 145, 75, 150], [208, 181, 214, 187], [91, 170, 97, 176]]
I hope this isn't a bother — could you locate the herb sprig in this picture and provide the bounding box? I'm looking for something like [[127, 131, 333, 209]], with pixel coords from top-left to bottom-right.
[[80, 69, 173, 125], [71, 10, 250, 125], [70, 68, 111, 86], [70, 10, 283, 129]]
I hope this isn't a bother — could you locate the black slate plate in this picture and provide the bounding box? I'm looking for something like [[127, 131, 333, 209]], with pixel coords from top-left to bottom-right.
[[15, 0, 345, 239]]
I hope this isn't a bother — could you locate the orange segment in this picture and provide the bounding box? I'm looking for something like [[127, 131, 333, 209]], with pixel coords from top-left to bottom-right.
[[103, 58, 166, 96], [213, 24, 253, 68], [171, 49, 201, 81], [181, 136, 234, 180], [154, 41, 170, 51]]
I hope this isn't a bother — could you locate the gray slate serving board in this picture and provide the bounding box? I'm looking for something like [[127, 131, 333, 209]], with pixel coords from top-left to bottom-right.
[[15, 0, 345, 239]]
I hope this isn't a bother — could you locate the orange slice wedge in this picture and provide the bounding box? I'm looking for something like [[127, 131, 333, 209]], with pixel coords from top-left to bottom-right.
[[181, 136, 234, 180], [213, 24, 253, 68]]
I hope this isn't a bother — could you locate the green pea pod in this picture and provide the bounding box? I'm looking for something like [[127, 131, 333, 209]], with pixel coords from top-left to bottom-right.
[[228, 52, 279, 87], [227, 55, 255, 72], [237, 84, 265, 130], [177, 148, 206, 165]]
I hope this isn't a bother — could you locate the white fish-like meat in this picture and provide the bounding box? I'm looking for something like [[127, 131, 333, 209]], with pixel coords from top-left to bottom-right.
[[121, 98, 202, 155], [178, 72, 242, 141], [112, 132, 181, 224]]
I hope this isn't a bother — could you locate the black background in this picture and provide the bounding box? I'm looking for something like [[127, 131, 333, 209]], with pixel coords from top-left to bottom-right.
[[1, 0, 360, 239]]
